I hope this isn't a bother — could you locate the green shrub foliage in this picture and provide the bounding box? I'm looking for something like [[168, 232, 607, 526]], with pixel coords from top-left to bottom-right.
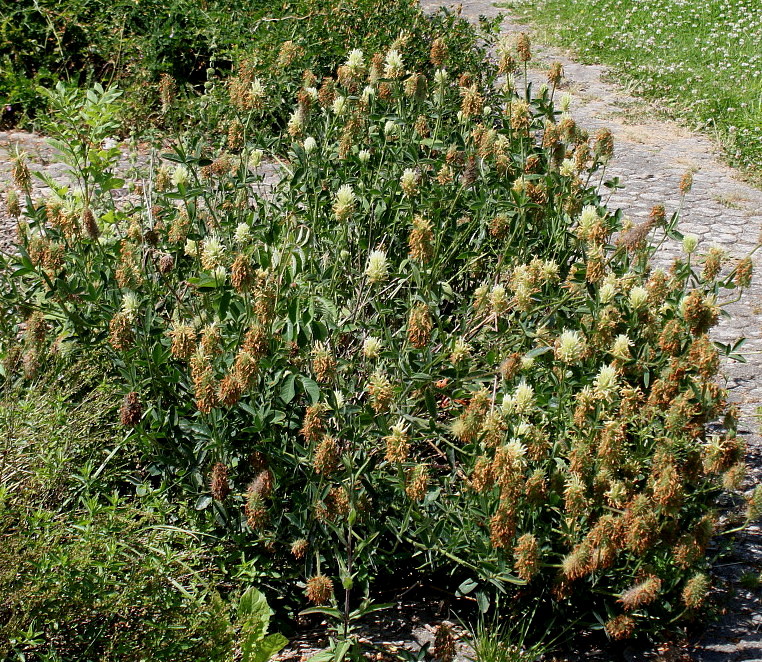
[[1, 22, 757, 643], [0, 0, 486, 129]]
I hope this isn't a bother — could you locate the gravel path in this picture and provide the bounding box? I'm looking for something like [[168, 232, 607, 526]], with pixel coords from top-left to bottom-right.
[[2, 4, 762, 658]]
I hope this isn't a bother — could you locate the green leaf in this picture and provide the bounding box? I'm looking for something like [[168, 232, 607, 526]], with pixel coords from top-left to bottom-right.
[[269, 410, 286, 425], [101, 176, 125, 191], [457, 578, 478, 596], [306, 652, 335, 662], [187, 275, 217, 289], [239, 588, 272, 619], [300, 376, 320, 404], [350, 602, 393, 620], [218, 290, 232, 319], [250, 633, 289, 662], [280, 373, 296, 404], [476, 591, 490, 613], [298, 606, 343, 619], [240, 588, 274, 662]]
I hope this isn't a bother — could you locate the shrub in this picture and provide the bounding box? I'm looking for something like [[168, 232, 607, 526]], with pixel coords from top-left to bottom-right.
[[1, 27, 757, 645], [1, 0, 488, 131]]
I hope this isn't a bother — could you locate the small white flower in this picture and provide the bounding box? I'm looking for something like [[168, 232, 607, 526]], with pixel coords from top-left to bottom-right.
[[250, 78, 266, 101], [249, 149, 264, 169], [560, 92, 572, 112], [121, 292, 140, 321], [399, 168, 420, 196], [384, 120, 398, 136], [450, 338, 472, 364], [362, 336, 382, 359], [234, 223, 252, 245], [610, 334, 632, 361], [501, 393, 514, 416], [593, 364, 618, 400], [541, 259, 560, 283], [305, 86, 318, 101], [303, 136, 317, 154], [102, 137, 118, 150], [384, 49, 404, 78], [520, 355, 535, 371], [335, 184, 355, 206], [515, 421, 532, 437], [365, 249, 389, 283], [560, 158, 576, 177], [287, 107, 305, 134], [358, 149, 371, 164], [212, 266, 227, 285], [361, 85, 375, 104], [578, 205, 600, 234], [345, 49, 365, 75], [333, 390, 346, 410], [333, 184, 356, 221], [184, 239, 199, 257], [332, 95, 346, 116], [628, 285, 649, 310], [683, 233, 699, 254], [513, 380, 535, 415], [555, 329, 586, 364], [433, 68, 449, 86], [390, 419, 409, 438], [503, 439, 527, 463], [512, 176, 527, 194], [599, 275, 617, 304], [489, 283, 510, 315], [202, 234, 225, 269], [171, 165, 189, 187]]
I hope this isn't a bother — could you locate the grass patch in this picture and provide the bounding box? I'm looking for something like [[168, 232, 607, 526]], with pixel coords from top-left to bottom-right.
[[0, 354, 122, 508], [502, 0, 762, 183], [0, 357, 288, 661]]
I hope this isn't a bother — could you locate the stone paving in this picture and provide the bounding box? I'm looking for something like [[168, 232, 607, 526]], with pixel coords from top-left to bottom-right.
[[2, 3, 762, 658]]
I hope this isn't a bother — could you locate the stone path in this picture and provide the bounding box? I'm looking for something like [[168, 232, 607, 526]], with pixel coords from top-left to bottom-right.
[[2, 3, 762, 658], [420, 0, 762, 659], [0, 131, 147, 255]]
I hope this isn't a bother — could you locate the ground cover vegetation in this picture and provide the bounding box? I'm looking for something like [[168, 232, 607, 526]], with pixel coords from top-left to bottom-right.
[[2, 2, 762, 659], [503, 0, 762, 182]]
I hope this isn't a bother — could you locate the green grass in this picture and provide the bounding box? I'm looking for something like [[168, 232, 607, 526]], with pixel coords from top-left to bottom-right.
[[739, 571, 762, 591], [0, 357, 253, 661], [502, 0, 762, 182]]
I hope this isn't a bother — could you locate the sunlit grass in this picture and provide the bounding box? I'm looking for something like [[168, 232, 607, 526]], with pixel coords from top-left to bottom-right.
[[502, 0, 762, 182]]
